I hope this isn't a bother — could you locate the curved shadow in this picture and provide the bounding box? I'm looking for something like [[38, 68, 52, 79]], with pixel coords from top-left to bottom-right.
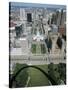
[[9, 65, 57, 88]]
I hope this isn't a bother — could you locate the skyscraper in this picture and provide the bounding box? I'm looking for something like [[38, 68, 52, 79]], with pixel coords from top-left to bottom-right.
[[20, 8, 26, 21], [61, 9, 66, 26], [56, 9, 62, 26]]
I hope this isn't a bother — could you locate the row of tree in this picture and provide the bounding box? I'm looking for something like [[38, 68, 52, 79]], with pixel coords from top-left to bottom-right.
[[48, 63, 66, 84]]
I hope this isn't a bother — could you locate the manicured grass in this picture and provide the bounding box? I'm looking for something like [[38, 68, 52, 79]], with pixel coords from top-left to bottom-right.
[[13, 64, 28, 87], [12, 63, 66, 87], [28, 66, 49, 87], [31, 44, 41, 54], [36, 44, 41, 54], [41, 44, 46, 54], [13, 64, 50, 87], [31, 44, 36, 54], [31, 44, 46, 54]]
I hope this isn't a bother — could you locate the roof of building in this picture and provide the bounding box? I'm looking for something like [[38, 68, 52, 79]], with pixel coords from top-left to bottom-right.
[[9, 21, 17, 27]]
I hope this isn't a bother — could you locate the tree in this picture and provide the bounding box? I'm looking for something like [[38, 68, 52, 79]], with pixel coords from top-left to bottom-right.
[[57, 63, 66, 84], [48, 63, 56, 80], [48, 63, 61, 84]]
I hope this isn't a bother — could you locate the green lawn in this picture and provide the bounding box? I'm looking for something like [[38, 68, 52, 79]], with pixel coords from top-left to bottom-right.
[[12, 63, 66, 87], [27, 65, 49, 87], [41, 44, 46, 54], [28, 68, 49, 86], [36, 44, 41, 54], [31, 44, 46, 54], [13, 64, 28, 87], [12, 64, 50, 87], [31, 44, 36, 54]]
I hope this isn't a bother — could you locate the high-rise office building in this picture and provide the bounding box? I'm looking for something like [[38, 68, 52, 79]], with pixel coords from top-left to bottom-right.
[[15, 24, 22, 37], [61, 9, 66, 26], [20, 8, 26, 21], [27, 13, 32, 22], [56, 9, 62, 26]]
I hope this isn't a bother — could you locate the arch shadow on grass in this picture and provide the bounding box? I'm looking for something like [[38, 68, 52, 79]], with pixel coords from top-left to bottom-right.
[[9, 65, 58, 88]]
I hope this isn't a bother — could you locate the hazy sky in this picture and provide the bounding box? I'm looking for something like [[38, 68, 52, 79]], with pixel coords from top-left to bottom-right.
[[10, 2, 66, 9]]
